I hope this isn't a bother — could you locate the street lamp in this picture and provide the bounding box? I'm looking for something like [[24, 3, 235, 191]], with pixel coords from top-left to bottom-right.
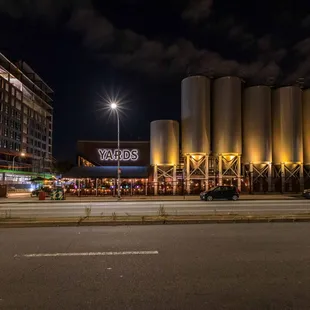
[[110, 102, 121, 199], [12, 152, 25, 172]]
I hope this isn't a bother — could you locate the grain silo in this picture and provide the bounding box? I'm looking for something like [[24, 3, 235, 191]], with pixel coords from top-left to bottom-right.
[[213, 76, 242, 190], [272, 86, 303, 192], [243, 86, 272, 192], [150, 120, 179, 195], [181, 76, 211, 193]]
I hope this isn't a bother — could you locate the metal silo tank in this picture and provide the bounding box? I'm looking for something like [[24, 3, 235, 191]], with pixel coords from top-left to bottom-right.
[[150, 120, 179, 166], [212, 76, 242, 155], [181, 76, 211, 154], [272, 86, 303, 164], [243, 86, 272, 164], [303, 89, 310, 165]]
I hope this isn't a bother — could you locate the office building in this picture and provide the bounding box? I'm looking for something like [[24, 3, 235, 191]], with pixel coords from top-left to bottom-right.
[[0, 52, 53, 185]]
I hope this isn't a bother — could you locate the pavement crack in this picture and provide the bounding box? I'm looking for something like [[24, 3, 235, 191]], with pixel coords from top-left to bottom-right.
[[31, 264, 43, 273]]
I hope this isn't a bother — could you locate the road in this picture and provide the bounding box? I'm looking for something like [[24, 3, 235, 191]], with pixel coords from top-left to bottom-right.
[[1, 224, 310, 309], [0, 199, 310, 219]]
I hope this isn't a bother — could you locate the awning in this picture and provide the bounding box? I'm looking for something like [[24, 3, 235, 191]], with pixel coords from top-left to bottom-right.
[[63, 166, 149, 179]]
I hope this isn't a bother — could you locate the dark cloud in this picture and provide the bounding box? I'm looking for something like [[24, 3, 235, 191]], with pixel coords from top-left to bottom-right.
[[302, 15, 310, 27], [258, 35, 272, 51], [68, 8, 115, 49], [0, 0, 84, 20], [0, 0, 310, 85], [294, 38, 310, 55], [182, 0, 213, 23]]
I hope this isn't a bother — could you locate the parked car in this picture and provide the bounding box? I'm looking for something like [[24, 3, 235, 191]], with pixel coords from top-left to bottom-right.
[[200, 186, 239, 201], [31, 186, 52, 197], [302, 189, 310, 199]]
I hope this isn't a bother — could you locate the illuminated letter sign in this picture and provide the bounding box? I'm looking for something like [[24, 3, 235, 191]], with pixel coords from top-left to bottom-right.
[[98, 149, 139, 162]]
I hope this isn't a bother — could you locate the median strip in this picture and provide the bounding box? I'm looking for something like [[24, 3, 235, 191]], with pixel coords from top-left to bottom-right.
[[3, 213, 310, 228]]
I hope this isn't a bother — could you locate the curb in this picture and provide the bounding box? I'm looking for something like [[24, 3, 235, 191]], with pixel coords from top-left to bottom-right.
[[1, 216, 310, 228], [0, 197, 305, 204]]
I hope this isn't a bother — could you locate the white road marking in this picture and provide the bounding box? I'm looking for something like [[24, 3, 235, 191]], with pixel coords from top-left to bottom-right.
[[19, 251, 159, 258]]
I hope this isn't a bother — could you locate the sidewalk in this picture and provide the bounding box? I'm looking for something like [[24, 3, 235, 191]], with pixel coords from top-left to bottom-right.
[[0, 193, 304, 203]]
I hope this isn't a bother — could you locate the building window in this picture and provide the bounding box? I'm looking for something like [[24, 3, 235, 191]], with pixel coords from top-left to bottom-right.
[[4, 128, 8, 136], [9, 141, 13, 150], [3, 140, 7, 148], [4, 93, 8, 103], [4, 104, 8, 114], [16, 91, 22, 100], [16, 101, 21, 110], [10, 130, 14, 139]]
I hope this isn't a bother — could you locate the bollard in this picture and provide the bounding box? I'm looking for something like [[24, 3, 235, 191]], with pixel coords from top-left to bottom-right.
[[38, 191, 46, 200]]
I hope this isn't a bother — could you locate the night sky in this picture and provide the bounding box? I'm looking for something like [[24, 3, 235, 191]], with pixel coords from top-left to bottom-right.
[[1, 0, 310, 161]]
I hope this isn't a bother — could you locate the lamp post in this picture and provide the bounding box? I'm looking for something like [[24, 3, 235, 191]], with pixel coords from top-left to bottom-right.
[[110, 102, 121, 199], [12, 152, 25, 172]]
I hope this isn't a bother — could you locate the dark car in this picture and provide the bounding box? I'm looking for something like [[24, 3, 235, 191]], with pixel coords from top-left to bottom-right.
[[200, 186, 239, 201], [303, 189, 310, 199], [31, 186, 52, 197]]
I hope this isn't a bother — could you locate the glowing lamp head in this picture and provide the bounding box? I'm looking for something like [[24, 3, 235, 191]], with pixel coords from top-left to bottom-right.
[[110, 102, 117, 110], [21, 152, 25, 157]]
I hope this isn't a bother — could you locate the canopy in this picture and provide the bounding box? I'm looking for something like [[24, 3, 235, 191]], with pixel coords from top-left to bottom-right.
[[63, 166, 149, 179]]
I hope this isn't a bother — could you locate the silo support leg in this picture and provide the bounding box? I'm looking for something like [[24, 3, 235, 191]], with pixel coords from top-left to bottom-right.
[[173, 165, 177, 195], [218, 155, 223, 186], [300, 164, 304, 192], [237, 155, 242, 191], [281, 163, 285, 193], [268, 163, 272, 192], [186, 155, 191, 194], [154, 165, 158, 196], [249, 163, 254, 194], [205, 155, 209, 190]]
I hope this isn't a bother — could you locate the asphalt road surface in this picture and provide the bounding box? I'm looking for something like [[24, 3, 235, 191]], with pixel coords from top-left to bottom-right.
[[1, 224, 310, 309], [0, 200, 310, 219]]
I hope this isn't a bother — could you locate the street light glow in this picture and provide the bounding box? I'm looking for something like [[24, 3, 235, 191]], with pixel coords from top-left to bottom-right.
[[110, 102, 117, 110], [21, 152, 25, 157]]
